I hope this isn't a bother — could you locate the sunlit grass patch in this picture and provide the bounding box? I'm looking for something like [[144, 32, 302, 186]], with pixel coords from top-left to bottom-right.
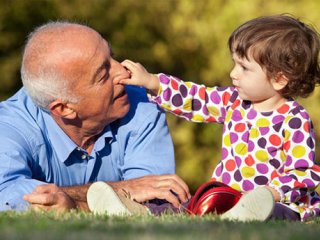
[[0, 211, 319, 240]]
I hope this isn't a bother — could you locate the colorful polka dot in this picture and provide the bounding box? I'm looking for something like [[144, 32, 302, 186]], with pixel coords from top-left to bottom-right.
[[230, 132, 238, 144], [222, 92, 231, 105], [226, 159, 236, 171], [255, 150, 269, 162], [191, 99, 202, 111], [269, 134, 281, 146], [294, 170, 307, 177], [180, 85, 188, 97], [235, 143, 248, 155], [235, 123, 246, 132], [244, 155, 255, 166], [249, 128, 260, 138], [256, 163, 269, 174], [199, 87, 206, 100], [256, 118, 270, 127], [222, 172, 231, 184], [191, 115, 205, 122], [163, 88, 172, 101], [223, 135, 231, 147], [241, 166, 256, 178], [207, 106, 220, 117], [172, 94, 182, 107], [277, 103, 290, 114], [230, 183, 241, 191], [171, 79, 179, 90], [288, 117, 302, 129], [292, 131, 304, 143], [242, 180, 254, 191], [292, 146, 306, 158], [254, 176, 268, 185], [183, 99, 192, 111]]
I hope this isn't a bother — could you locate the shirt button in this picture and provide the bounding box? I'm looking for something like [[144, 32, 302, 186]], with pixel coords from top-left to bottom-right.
[[81, 155, 87, 160], [77, 147, 81, 151]]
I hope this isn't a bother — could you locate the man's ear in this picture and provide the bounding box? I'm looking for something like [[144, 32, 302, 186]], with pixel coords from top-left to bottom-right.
[[271, 72, 289, 91], [48, 99, 77, 119]]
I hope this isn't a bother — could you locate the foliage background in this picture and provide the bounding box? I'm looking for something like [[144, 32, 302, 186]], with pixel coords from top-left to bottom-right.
[[1, 0, 320, 192]]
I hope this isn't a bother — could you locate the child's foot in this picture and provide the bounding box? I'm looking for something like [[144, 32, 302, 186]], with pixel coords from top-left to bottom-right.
[[220, 187, 275, 222], [87, 181, 150, 216]]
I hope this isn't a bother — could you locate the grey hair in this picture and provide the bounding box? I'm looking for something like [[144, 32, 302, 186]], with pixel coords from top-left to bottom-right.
[[21, 21, 81, 109]]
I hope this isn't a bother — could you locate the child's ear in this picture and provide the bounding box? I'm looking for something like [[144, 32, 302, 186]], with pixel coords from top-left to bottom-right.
[[48, 99, 77, 119], [271, 72, 289, 91]]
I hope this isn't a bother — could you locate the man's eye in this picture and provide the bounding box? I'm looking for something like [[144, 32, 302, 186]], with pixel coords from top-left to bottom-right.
[[100, 63, 110, 81], [101, 73, 109, 82], [104, 62, 111, 71], [97, 72, 109, 84]]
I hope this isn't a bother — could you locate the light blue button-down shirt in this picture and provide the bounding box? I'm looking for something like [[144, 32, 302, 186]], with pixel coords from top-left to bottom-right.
[[0, 86, 175, 211]]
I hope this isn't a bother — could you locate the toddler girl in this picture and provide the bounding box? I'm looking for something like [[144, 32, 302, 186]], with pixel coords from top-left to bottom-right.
[[121, 15, 320, 221]]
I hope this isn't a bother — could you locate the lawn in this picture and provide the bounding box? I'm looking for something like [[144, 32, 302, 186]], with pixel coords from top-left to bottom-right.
[[0, 211, 319, 240]]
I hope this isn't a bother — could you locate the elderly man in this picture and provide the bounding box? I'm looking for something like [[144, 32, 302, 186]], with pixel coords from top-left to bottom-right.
[[0, 21, 190, 213]]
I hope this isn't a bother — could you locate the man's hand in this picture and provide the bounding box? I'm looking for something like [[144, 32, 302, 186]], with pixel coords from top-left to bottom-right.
[[23, 184, 76, 213], [109, 174, 191, 208]]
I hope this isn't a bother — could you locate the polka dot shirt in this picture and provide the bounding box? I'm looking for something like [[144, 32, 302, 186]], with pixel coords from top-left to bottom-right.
[[151, 73, 320, 221]]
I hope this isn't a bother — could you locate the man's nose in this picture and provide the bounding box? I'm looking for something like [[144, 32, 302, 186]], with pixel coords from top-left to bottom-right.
[[112, 59, 130, 84]]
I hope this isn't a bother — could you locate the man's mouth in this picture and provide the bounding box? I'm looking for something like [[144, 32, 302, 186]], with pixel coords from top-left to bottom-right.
[[114, 89, 127, 101]]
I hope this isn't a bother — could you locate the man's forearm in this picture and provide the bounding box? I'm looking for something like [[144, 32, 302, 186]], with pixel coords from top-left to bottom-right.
[[60, 182, 126, 211], [60, 184, 91, 211]]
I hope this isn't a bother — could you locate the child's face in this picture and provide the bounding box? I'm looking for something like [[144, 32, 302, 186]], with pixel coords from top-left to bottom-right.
[[230, 52, 282, 108]]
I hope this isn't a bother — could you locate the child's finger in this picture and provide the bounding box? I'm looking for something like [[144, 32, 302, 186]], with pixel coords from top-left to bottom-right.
[[121, 59, 137, 71], [119, 78, 131, 85]]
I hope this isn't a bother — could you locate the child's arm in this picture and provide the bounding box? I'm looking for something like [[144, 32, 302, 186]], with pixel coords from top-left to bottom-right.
[[121, 60, 160, 96], [122, 60, 236, 124]]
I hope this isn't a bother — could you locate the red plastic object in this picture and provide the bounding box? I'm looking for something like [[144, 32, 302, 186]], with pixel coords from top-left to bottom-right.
[[187, 180, 242, 216]]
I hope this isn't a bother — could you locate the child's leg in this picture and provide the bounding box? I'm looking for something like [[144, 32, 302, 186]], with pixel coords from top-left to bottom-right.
[[267, 203, 300, 221], [144, 199, 190, 215]]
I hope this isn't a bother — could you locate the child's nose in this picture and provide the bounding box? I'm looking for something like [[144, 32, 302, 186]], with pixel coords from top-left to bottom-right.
[[230, 68, 238, 80]]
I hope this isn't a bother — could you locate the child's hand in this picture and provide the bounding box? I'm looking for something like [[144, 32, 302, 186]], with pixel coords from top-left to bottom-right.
[[121, 60, 160, 95]]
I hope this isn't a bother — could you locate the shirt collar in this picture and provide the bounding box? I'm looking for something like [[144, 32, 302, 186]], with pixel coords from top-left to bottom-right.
[[41, 110, 78, 162], [41, 110, 114, 162], [93, 125, 114, 152]]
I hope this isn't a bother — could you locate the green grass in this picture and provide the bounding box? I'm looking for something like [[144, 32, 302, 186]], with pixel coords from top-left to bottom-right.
[[0, 211, 319, 240]]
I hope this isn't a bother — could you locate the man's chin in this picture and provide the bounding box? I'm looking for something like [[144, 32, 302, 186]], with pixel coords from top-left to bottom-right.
[[112, 102, 130, 121]]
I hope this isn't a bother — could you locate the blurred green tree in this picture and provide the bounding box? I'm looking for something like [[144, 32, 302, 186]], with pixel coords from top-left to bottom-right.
[[0, 0, 58, 99]]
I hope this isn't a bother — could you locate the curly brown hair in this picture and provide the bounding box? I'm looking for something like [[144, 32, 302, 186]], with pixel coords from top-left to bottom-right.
[[228, 14, 320, 98]]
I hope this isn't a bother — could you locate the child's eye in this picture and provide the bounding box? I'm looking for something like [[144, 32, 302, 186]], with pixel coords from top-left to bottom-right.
[[241, 65, 248, 71]]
